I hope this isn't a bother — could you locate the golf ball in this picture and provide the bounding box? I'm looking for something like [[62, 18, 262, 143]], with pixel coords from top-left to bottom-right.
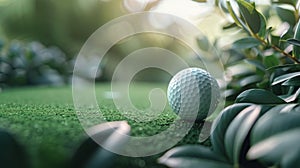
[[167, 68, 220, 122]]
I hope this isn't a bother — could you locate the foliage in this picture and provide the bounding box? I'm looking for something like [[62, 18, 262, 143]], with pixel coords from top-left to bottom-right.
[[159, 66, 299, 168], [71, 121, 131, 168], [215, 0, 300, 101], [159, 0, 300, 168], [0, 40, 72, 88], [0, 129, 30, 168]]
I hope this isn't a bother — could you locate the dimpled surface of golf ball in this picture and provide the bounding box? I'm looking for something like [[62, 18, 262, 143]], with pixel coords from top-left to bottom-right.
[[167, 68, 220, 122]]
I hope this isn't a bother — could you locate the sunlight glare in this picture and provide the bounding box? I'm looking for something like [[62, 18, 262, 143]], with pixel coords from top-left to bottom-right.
[[152, 0, 214, 22], [123, 0, 155, 12]]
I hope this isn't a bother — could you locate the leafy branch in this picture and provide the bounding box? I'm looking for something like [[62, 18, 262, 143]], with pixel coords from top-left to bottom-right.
[[159, 1, 300, 168], [253, 33, 300, 64], [226, 0, 300, 64]]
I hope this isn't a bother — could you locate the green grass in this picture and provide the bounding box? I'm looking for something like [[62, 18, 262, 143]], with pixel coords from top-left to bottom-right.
[[0, 83, 205, 168]]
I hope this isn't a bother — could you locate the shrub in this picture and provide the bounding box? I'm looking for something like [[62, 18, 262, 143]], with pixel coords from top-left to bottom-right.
[[0, 40, 72, 88]]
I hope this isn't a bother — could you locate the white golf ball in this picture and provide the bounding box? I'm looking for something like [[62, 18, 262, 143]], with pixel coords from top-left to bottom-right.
[[167, 68, 220, 122]]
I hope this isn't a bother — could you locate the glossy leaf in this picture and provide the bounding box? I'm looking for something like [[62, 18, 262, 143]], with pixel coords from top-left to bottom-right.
[[250, 104, 300, 145], [72, 121, 131, 168], [211, 103, 253, 159], [293, 20, 300, 60], [287, 38, 300, 47], [267, 64, 300, 72], [281, 88, 300, 102], [235, 89, 286, 104], [85, 121, 131, 168], [271, 0, 298, 6], [238, 75, 262, 87], [272, 72, 300, 85], [282, 76, 300, 86], [248, 128, 300, 168], [224, 105, 260, 163], [227, 62, 255, 77], [232, 37, 261, 49], [237, 0, 261, 34], [219, 0, 229, 13], [159, 158, 233, 168], [263, 55, 280, 68], [257, 12, 267, 38], [223, 22, 238, 30], [276, 6, 296, 26], [226, 0, 251, 34], [267, 103, 298, 114], [158, 145, 232, 168], [224, 89, 239, 99], [233, 106, 261, 165]]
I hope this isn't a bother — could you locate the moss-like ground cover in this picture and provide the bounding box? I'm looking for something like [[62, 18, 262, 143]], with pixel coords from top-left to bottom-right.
[[0, 83, 204, 168]]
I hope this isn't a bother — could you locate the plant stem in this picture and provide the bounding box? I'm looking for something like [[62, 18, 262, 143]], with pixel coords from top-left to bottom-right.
[[271, 45, 300, 63], [253, 34, 300, 64], [294, 5, 299, 23]]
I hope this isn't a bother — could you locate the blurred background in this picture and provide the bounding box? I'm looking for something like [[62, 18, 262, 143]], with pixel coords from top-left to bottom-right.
[[0, 0, 223, 89]]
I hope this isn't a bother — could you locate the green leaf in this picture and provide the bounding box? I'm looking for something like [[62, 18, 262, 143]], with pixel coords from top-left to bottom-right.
[[287, 38, 300, 47], [219, 0, 229, 13], [159, 158, 233, 168], [77, 121, 131, 168], [293, 20, 300, 60], [159, 145, 226, 162], [272, 72, 300, 85], [211, 103, 253, 159], [224, 105, 261, 163], [281, 88, 300, 102], [238, 75, 263, 87], [232, 37, 261, 49], [245, 59, 266, 71], [235, 89, 286, 104], [271, 35, 281, 47], [282, 76, 300, 86], [257, 12, 267, 38], [248, 128, 300, 168], [232, 106, 261, 165], [224, 89, 239, 99], [226, 0, 242, 27], [158, 145, 232, 168], [271, 0, 298, 7], [264, 55, 280, 68], [226, 0, 251, 34], [193, 0, 207, 2], [267, 64, 300, 72], [227, 62, 255, 77], [276, 6, 296, 26], [237, 0, 261, 34], [197, 36, 210, 51], [223, 22, 238, 30], [238, 0, 255, 13], [251, 104, 300, 145]]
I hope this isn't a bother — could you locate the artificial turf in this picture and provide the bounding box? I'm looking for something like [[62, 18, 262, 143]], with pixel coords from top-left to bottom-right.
[[0, 83, 206, 168]]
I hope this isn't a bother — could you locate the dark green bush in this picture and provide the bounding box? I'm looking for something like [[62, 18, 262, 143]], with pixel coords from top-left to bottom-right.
[[0, 40, 72, 88]]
